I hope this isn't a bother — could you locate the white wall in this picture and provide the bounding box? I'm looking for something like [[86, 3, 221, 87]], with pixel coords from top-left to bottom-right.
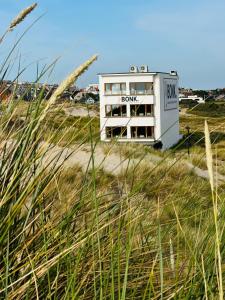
[[99, 72, 180, 149], [159, 74, 180, 149]]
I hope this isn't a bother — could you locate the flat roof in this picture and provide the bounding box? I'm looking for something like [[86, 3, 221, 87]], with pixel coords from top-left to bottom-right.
[[98, 71, 176, 76]]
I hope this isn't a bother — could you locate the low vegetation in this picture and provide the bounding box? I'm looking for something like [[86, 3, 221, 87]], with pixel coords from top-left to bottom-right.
[[1, 3, 225, 300], [187, 102, 225, 117]]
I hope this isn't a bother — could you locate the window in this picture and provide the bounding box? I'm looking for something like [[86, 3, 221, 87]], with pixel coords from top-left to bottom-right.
[[105, 105, 127, 117], [130, 82, 153, 95], [106, 127, 127, 139], [105, 83, 126, 95], [131, 127, 154, 139], [130, 105, 154, 117]]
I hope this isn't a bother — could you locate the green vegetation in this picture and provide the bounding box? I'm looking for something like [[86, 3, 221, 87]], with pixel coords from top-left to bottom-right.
[[187, 102, 225, 117], [1, 4, 225, 300]]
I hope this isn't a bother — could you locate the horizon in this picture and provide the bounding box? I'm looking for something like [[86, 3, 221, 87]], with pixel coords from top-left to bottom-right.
[[1, 0, 225, 90]]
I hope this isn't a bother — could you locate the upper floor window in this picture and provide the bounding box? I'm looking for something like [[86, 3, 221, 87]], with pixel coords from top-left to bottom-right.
[[130, 104, 154, 117], [105, 105, 127, 117], [130, 82, 153, 95], [105, 83, 126, 95]]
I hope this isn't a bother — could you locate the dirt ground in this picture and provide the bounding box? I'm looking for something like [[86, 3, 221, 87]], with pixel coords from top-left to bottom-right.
[[63, 107, 98, 118]]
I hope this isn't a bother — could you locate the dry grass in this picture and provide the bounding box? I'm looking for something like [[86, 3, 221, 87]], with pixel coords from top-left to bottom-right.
[[1, 4, 225, 299]]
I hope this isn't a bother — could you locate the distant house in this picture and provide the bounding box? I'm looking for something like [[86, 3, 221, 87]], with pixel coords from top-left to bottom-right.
[[215, 95, 225, 101], [71, 92, 86, 102], [179, 95, 205, 104], [71, 91, 98, 104], [85, 84, 99, 95]]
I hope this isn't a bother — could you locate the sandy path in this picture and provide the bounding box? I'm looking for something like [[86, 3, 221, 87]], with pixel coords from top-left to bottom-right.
[[42, 143, 225, 185], [64, 107, 97, 118], [2, 138, 224, 184], [42, 143, 155, 176]]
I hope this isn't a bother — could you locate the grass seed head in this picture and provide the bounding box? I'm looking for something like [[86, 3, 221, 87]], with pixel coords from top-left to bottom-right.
[[9, 3, 38, 31], [48, 55, 98, 107], [205, 120, 214, 192]]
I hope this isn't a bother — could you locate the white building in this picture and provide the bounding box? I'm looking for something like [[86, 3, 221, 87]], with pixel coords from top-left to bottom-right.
[[85, 83, 99, 95], [99, 66, 180, 150], [179, 95, 205, 104]]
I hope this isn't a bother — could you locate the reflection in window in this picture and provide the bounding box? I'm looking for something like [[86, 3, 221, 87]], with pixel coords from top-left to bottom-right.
[[105, 83, 126, 95], [130, 105, 154, 116], [105, 105, 127, 117], [131, 127, 154, 139], [106, 127, 127, 139], [130, 82, 153, 95]]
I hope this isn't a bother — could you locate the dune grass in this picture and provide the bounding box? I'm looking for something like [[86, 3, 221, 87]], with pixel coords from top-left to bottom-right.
[[1, 4, 225, 299]]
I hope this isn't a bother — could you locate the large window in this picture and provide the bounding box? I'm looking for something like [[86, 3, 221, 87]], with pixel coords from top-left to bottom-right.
[[105, 105, 127, 117], [130, 82, 153, 95], [131, 127, 154, 139], [130, 104, 154, 117], [105, 83, 126, 95], [106, 127, 127, 139]]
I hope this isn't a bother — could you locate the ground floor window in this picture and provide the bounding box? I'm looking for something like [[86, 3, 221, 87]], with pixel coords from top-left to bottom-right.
[[106, 127, 127, 139], [131, 126, 154, 139], [105, 105, 127, 117], [130, 104, 154, 117]]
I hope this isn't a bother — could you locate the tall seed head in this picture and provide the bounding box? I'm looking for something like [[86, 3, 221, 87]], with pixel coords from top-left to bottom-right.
[[48, 55, 98, 106], [205, 120, 214, 192], [38, 54, 98, 123], [9, 3, 38, 31]]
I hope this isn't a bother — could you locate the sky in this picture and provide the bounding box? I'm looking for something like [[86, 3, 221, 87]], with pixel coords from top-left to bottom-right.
[[1, 0, 225, 89]]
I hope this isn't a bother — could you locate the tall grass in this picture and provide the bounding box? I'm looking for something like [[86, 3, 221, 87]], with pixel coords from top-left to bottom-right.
[[0, 4, 225, 300]]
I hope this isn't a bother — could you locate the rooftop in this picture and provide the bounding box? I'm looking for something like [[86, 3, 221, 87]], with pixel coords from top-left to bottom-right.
[[98, 71, 178, 76]]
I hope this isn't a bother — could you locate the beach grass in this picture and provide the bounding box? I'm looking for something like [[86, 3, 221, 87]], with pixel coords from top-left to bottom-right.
[[1, 4, 225, 299]]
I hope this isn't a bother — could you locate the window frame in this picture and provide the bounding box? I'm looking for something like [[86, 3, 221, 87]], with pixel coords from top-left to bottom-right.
[[131, 126, 154, 139], [130, 104, 154, 117], [104, 83, 126, 96], [129, 82, 154, 95], [105, 104, 127, 117], [106, 126, 128, 139]]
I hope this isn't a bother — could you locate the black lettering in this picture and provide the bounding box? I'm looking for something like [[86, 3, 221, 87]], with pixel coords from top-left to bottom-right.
[[167, 84, 177, 99], [121, 96, 138, 102]]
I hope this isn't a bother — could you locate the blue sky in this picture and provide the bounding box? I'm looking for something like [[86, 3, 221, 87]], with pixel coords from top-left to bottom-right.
[[1, 0, 225, 89]]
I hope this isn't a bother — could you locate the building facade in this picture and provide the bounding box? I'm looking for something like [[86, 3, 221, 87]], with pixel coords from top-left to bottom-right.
[[99, 67, 180, 150]]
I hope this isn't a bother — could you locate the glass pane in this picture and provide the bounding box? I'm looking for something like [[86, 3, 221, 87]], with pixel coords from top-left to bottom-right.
[[111, 83, 121, 95], [146, 127, 153, 138], [145, 83, 153, 94], [136, 105, 145, 116], [130, 105, 136, 116], [136, 83, 145, 94], [121, 83, 126, 94], [105, 83, 111, 94], [131, 127, 137, 138], [106, 105, 112, 117], [112, 127, 121, 138], [112, 105, 121, 116], [130, 83, 136, 95], [121, 105, 127, 116], [137, 127, 146, 138], [121, 127, 127, 137], [106, 127, 112, 138], [146, 105, 153, 116]]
